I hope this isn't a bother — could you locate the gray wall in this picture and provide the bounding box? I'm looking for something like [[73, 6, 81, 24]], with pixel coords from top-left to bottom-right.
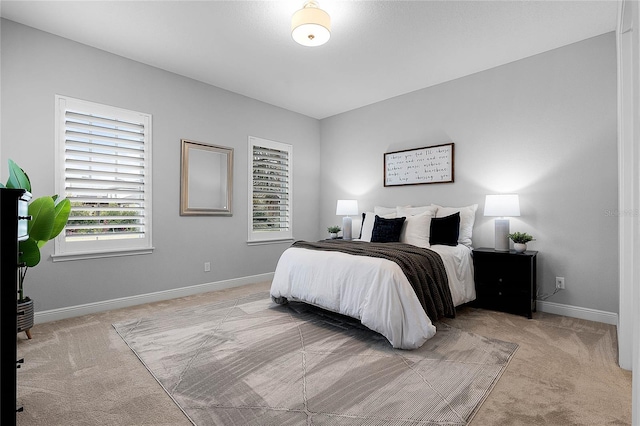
[[1, 20, 321, 312], [1, 19, 619, 316], [320, 33, 618, 313]]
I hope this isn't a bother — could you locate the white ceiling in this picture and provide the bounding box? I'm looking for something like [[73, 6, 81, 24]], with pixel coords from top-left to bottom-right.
[[1, 1, 618, 119]]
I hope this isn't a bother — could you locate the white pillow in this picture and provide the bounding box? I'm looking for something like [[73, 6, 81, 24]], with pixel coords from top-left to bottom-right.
[[400, 211, 433, 248], [360, 211, 396, 241], [432, 204, 478, 247], [374, 206, 397, 215], [397, 205, 438, 217]]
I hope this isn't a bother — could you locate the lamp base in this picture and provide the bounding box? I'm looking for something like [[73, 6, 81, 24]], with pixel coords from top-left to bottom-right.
[[494, 219, 510, 252], [342, 216, 353, 240]]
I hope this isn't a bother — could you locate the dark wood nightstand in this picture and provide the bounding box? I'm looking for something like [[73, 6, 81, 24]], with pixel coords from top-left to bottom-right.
[[472, 247, 537, 319]]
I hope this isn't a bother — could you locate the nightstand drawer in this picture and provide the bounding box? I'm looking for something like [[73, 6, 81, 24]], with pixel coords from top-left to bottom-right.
[[475, 284, 534, 315], [475, 257, 534, 285], [475, 280, 530, 298]]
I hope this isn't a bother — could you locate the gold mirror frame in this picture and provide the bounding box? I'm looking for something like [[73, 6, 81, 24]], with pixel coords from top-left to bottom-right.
[[180, 139, 233, 216]]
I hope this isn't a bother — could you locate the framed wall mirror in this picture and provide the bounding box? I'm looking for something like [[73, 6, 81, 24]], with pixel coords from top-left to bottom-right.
[[180, 139, 233, 216]]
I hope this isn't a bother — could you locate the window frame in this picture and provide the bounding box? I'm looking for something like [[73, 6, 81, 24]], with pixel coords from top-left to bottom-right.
[[53, 95, 153, 261], [248, 136, 293, 244]]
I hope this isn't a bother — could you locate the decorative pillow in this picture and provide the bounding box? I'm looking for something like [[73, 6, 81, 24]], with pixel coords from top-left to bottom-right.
[[374, 206, 398, 215], [358, 212, 366, 239], [429, 212, 460, 246], [400, 211, 433, 248], [432, 204, 478, 247], [360, 211, 396, 241], [397, 205, 438, 217], [371, 215, 406, 243]]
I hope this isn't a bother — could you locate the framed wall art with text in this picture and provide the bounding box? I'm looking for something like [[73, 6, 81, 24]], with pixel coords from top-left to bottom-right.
[[384, 143, 454, 187]]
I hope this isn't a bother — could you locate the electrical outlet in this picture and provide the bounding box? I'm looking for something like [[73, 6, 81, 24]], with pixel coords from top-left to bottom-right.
[[555, 276, 565, 290], [204, 262, 211, 272]]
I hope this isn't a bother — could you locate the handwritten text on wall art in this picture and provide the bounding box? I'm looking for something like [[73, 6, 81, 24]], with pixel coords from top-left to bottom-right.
[[384, 143, 454, 186]]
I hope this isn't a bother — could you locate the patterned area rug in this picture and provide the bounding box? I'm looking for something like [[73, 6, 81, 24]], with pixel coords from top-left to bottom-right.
[[113, 292, 517, 425]]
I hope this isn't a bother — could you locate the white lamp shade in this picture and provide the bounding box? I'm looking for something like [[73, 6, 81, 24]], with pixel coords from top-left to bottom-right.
[[336, 199, 358, 216], [292, 1, 331, 47], [484, 194, 521, 217]]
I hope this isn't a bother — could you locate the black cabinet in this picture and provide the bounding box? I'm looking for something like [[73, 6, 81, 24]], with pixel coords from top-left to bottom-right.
[[1, 188, 29, 424], [472, 247, 537, 319]]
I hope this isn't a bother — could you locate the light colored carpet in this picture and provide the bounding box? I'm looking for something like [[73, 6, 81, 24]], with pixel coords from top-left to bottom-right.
[[113, 292, 518, 425], [15, 281, 632, 425]]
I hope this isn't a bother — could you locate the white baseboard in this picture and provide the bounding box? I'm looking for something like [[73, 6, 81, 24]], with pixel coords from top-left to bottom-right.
[[537, 300, 618, 325], [34, 272, 274, 325], [35, 277, 618, 327]]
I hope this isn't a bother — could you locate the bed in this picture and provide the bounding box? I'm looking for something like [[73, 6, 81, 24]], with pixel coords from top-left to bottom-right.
[[270, 204, 477, 350]]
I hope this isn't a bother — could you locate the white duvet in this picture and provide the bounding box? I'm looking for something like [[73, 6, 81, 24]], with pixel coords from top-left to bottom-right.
[[270, 243, 475, 349]]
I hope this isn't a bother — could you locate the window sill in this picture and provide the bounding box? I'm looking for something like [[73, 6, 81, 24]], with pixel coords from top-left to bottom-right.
[[247, 238, 294, 246], [51, 247, 154, 262]]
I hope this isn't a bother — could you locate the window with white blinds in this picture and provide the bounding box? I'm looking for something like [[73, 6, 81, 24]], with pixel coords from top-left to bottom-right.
[[54, 95, 153, 260], [248, 136, 293, 243]]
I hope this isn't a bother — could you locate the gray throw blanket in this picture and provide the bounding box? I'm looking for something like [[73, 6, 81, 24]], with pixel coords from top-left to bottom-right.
[[291, 240, 455, 321]]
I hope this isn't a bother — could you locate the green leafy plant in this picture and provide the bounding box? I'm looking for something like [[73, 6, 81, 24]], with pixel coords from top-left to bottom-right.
[[327, 225, 341, 234], [1, 159, 71, 301], [508, 232, 534, 244]]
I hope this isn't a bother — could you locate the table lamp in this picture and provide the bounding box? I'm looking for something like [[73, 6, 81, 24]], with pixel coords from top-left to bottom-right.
[[336, 200, 358, 240], [484, 194, 520, 252]]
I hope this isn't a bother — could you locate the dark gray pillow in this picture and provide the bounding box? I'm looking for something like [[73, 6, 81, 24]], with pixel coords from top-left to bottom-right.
[[359, 212, 367, 239], [371, 215, 406, 243], [429, 212, 460, 246]]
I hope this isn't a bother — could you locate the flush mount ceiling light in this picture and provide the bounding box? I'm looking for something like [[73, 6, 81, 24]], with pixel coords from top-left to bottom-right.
[[291, 0, 331, 47]]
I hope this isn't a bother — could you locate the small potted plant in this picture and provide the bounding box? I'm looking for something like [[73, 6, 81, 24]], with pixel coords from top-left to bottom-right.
[[327, 225, 341, 239], [508, 231, 534, 253], [1, 159, 71, 338]]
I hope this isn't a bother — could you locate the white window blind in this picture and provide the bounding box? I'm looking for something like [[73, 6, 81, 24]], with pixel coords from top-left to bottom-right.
[[248, 136, 293, 243], [54, 95, 153, 259]]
